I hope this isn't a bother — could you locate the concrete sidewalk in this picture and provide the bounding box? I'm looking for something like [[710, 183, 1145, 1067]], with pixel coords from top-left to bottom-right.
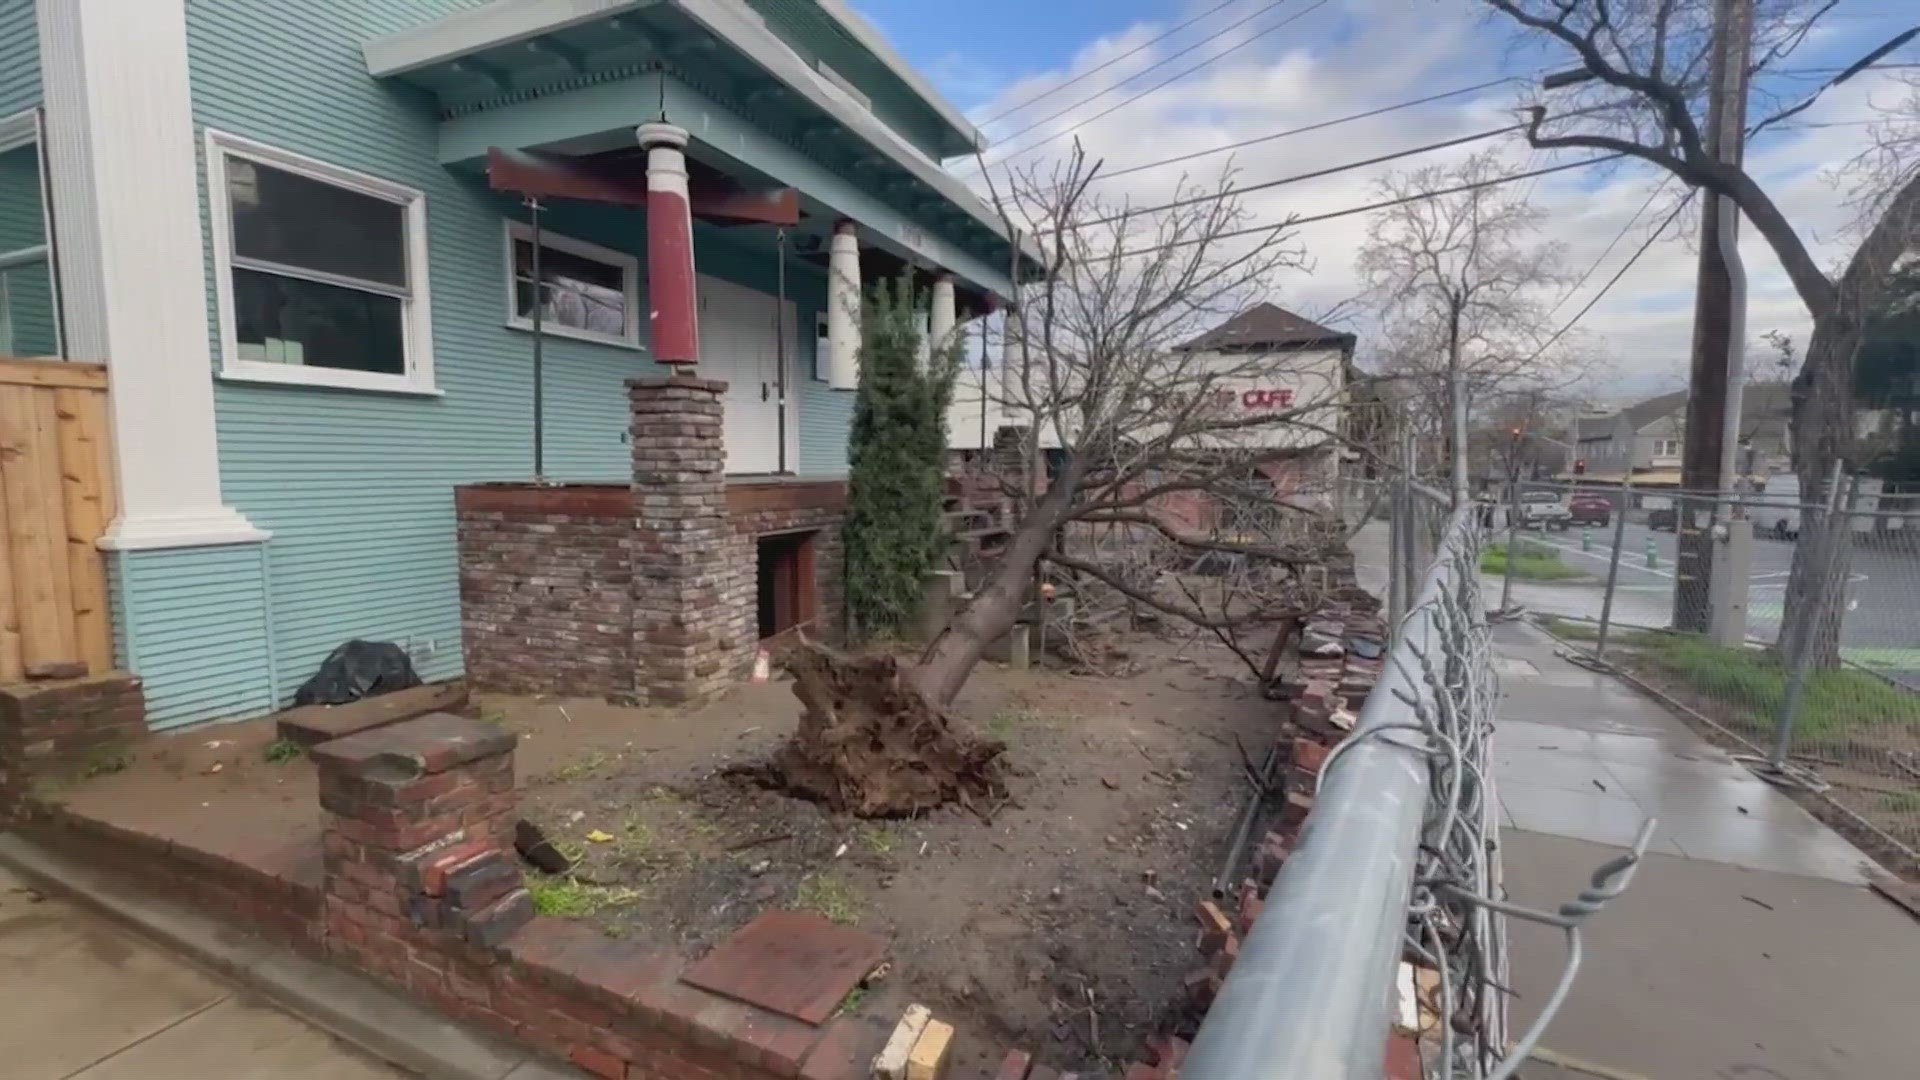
[[1492, 621, 1920, 1080], [0, 863, 404, 1080]]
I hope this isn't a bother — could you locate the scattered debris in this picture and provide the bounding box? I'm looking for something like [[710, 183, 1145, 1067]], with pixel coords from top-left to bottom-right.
[[1741, 895, 1776, 912]]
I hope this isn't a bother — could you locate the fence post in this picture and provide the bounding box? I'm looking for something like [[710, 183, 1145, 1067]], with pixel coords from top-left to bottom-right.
[[1595, 477, 1632, 660], [1771, 462, 1852, 772], [1387, 473, 1407, 634], [1498, 479, 1518, 613]]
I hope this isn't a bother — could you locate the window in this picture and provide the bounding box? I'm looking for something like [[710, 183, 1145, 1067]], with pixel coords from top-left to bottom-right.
[[1653, 438, 1680, 458], [503, 221, 638, 348], [0, 110, 60, 357], [207, 130, 434, 393]]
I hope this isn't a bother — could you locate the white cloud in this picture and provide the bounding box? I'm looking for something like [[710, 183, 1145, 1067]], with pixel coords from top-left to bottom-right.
[[944, 0, 1911, 401]]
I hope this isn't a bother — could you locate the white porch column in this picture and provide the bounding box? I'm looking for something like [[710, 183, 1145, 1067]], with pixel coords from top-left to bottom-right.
[[826, 220, 860, 390], [37, 0, 266, 549], [928, 273, 956, 357]]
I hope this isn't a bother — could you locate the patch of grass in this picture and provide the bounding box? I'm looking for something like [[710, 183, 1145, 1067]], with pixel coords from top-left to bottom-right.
[[1540, 616, 1601, 642], [1625, 632, 1920, 745], [1481, 540, 1584, 581], [793, 873, 860, 925], [1878, 790, 1920, 815], [263, 738, 304, 765], [859, 824, 899, 855], [525, 873, 641, 918], [552, 750, 608, 782], [80, 746, 133, 778], [612, 816, 654, 861], [986, 707, 1072, 740]]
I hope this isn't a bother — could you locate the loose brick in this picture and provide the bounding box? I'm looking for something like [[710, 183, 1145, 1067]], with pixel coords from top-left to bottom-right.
[[419, 840, 495, 897], [874, 1004, 932, 1080], [994, 1049, 1033, 1080], [1290, 737, 1331, 781], [906, 1018, 954, 1080], [444, 854, 522, 912], [463, 888, 534, 950], [571, 1043, 628, 1080], [1278, 790, 1314, 831], [1194, 900, 1232, 955], [1236, 882, 1265, 935], [800, 1018, 891, 1080], [1211, 932, 1240, 978]]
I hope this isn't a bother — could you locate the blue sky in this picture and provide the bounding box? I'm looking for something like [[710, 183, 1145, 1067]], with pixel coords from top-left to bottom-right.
[[849, 0, 1918, 399]]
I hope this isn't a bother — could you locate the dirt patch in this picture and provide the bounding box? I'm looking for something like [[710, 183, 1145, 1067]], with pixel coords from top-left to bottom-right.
[[508, 637, 1280, 1073]]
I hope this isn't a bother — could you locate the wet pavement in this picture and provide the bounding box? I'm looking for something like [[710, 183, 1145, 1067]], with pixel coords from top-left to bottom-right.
[[0, 863, 405, 1080], [1492, 620, 1917, 1080]]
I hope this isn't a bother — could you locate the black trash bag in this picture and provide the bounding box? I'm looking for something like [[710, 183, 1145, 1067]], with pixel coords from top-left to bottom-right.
[[293, 639, 422, 707]]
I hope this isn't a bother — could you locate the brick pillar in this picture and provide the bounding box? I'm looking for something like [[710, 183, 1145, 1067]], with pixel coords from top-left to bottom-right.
[[1, 672, 146, 822], [313, 714, 532, 981], [629, 376, 740, 704]]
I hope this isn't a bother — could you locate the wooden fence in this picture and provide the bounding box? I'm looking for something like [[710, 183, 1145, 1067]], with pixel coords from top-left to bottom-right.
[[0, 358, 117, 681]]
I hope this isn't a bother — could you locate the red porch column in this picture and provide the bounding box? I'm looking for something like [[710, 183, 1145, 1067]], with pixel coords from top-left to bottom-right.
[[637, 122, 699, 366]]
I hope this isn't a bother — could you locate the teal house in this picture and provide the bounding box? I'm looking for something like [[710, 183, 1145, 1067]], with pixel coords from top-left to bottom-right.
[[0, 0, 1027, 727]]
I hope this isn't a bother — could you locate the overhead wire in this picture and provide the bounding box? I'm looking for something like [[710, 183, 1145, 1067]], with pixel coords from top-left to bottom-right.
[[963, 0, 1328, 178], [977, 0, 1246, 126]]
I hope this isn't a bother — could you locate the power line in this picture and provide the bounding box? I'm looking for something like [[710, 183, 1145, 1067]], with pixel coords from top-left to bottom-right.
[[1085, 76, 1524, 183], [1110, 153, 1623, 258], [1546, 174, 1674, 318], [1074, 122, 1527, 228], [979, 0, 1245, 126], [965, 0, 1328, 178], [1524, 193, 1695, 363]]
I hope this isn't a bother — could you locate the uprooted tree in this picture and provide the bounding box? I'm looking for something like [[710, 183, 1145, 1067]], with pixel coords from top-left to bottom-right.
[[1481, 0, 1920, 663], [764, 143, 1373, 816], [918, 142, 1374, 706]]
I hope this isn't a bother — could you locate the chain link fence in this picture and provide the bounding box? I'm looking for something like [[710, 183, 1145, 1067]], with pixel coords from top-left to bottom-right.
[[1484, 476, 1920, 877], [1185, 479, 1651, 1080]]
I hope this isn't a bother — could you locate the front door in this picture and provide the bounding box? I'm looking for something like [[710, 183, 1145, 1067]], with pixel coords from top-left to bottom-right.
[[696, 274, 797, 475]]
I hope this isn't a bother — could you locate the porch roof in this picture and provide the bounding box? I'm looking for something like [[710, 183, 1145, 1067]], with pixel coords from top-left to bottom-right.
[[363, 0, 1038, 295]]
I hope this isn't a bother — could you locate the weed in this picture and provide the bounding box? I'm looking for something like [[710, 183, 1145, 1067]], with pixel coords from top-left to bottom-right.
[[612, 816, 654, 861], [263, 738, 304, 765], [834, 985, 868, 1017], [81, 747, 133, 778], [794, 873, 859, 924], [552, 750, 608, 782], [525, 874, 641, 918], [1879, 790, 1920, 814], [860, 824, 898, 855], [1541, 616, 1601, 642]]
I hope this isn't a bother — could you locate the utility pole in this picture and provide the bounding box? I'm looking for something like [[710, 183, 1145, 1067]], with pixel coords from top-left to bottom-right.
[[1674, 0, 1753, 633]]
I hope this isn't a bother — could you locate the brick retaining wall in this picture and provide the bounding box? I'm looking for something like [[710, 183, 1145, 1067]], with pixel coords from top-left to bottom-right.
[[0, 671, 145, 819]]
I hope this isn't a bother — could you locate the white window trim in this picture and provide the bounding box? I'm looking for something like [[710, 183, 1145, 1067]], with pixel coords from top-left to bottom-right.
[[501, 220, 641, 350], [205, 128, 437, 395]]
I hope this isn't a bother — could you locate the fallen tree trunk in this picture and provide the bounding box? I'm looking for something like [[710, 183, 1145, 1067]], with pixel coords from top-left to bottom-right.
[[758, 642, 1006, 818]]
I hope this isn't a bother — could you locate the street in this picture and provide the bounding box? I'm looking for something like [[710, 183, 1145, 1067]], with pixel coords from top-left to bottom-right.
[[1487, 516, 1920, 687]]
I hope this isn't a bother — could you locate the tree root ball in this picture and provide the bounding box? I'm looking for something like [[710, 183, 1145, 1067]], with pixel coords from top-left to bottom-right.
[[746, 642, 1007, 818]]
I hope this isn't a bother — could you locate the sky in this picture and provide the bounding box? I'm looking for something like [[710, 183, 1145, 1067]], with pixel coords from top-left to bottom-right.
[[850, 0, 1917, 403]]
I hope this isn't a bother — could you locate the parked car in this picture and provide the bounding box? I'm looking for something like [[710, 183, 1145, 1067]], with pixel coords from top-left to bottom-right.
[[1515, 489, 1572, 530], [1568, 492, 1612, 527], [1648, 505, 1677, 531]]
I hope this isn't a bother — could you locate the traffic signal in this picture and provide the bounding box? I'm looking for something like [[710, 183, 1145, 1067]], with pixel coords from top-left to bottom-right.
[[1573, 459, 1587, 475]]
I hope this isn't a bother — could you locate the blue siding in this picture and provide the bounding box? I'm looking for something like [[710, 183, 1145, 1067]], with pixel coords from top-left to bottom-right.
[[123, 0, 854, 721], [109, 546, 274, 729], [0, 0, 38, 118]]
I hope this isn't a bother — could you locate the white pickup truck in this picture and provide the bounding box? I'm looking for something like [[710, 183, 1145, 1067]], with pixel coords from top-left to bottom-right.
[[1515, 489, 1573, 531]]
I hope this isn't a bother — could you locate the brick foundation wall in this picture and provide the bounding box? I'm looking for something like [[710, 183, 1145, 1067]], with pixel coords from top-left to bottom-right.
[[456, 485, 636, 700], [1, 672, 145, 818], [456, 379, 846, 708]]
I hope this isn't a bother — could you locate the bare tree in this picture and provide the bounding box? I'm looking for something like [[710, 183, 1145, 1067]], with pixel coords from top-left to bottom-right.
[[1357, 151, 1590, 495], [913, 144, 1360, 707], [1484, 0, 1920, 664]]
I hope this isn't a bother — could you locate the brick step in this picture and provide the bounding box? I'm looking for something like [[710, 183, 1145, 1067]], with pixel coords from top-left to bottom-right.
[[275, 680, 469, 748]]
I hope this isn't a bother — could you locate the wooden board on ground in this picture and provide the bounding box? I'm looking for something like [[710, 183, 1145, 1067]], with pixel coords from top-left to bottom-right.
[[679, 909, 887, 1025]]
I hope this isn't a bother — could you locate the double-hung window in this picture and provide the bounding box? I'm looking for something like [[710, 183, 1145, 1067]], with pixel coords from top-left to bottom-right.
[[503, 221, 638, 348], [207, 130, 434, 393], [0, 109, 60, 358]]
